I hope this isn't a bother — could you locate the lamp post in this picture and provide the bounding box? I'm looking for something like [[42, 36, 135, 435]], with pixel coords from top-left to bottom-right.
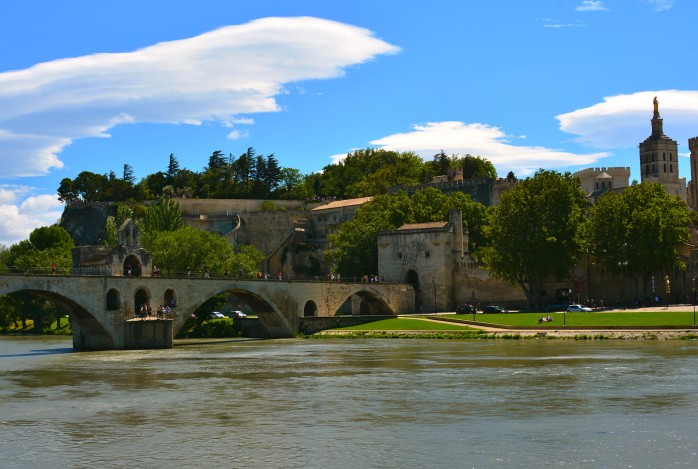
[[693, 277, 695, 326], [665, 275, 670, 309], [472, 290, 476, 321]]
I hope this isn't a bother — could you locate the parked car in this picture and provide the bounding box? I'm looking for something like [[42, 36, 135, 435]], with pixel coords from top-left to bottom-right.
[[483, 305, 507, 314], [455, 304, 477, 314], [543, 303, 568, 312], [566, 304, 592, 312], [210, 312, 226, 319], [227, 310, 247, 318]]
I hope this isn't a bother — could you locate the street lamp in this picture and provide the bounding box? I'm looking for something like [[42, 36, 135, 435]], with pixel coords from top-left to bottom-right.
[[693, 277, 695, 326], [472, 290, 476, 320]]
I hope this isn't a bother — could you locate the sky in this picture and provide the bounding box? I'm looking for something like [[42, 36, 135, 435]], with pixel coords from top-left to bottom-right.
[[1, 0, 697, 245]]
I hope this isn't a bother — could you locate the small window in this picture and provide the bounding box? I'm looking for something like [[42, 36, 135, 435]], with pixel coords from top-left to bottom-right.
[[398, 252, 402, 259], [425, 251, 430, 258]]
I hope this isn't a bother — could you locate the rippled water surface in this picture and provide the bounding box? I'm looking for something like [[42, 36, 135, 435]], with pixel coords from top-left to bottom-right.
[[2, 336, 698, 468]]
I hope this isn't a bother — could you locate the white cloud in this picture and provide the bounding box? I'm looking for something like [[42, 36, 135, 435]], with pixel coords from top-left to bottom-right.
[[542, 19, 586, 28], [227, 129, 250, 140], [556, 90, 698, 149], [0, 17, 399, 178], [0, 193, 63, 246], [646, 0, 675, 11], [369, 121, 608, 177], [576, 1, 608, 11]]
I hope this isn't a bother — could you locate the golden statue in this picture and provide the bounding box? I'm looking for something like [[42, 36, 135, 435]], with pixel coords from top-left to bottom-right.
[[653, 96, 659, 114]]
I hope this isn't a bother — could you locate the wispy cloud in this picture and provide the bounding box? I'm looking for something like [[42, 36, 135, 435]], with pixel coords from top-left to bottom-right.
[[576, 1, 608, 11], [556, 90, 698, 149], [541, 19, 586, 28], [646, 0, 675, 12], [368, 121, 608, 177], [0, 17, 399, 179]]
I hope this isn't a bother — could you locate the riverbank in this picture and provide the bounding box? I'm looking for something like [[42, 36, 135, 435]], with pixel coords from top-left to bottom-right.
[[316, 307, 698, 340], [314, 329, 698, 340]]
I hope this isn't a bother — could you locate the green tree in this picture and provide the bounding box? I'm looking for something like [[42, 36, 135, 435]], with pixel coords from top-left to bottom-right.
[[142, 198, 183, 235], [166, 153, 180, 184], [144, 226, 263, 276], [456, 154, 498, 179], [57, 178, 78, 203], [579, 182, 690, 302], [480, 170, 588, 309], [6, 226, 74, 274], [123, 164, 135, 185], [105, 205, 134, 246]]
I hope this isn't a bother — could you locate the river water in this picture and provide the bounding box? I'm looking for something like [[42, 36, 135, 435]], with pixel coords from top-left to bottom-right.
[[1, 336, 698, 468]]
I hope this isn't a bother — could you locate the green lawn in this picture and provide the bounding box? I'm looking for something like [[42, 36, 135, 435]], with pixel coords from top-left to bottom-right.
[[450, 311, 698, 327], [336, 318, 477, 331]]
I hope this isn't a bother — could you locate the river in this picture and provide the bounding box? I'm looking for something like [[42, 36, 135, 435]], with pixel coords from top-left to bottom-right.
[[1, 336, 697, 468]]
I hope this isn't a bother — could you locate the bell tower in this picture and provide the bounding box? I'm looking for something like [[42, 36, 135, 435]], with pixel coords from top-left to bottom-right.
[[639, 97, 686, 201]]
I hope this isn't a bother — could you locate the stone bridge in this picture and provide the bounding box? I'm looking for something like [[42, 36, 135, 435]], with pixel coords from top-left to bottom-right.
[[0, 274, 415, 350]]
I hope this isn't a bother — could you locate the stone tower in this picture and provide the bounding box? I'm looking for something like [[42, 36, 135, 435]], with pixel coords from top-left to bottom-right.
[[689, 137, 698, 210], [639, 97, 687, 201]]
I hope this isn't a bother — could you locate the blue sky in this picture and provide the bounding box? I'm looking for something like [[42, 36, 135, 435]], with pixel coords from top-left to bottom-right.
[[1, 0, 697, 245]]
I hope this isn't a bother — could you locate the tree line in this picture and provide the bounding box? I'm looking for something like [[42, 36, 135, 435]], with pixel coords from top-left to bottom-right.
[[327, 170, 693, 309], [56, 148, 500, 204]]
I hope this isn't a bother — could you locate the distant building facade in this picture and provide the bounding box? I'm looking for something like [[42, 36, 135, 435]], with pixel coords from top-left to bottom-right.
[[573, 167, 630, 203]]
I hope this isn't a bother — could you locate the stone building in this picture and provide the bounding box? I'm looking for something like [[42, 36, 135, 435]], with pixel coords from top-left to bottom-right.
[[72, 219, 153, 277], [573, 167, 630, 203], [639, 97, 687, 202], [377, 209, 525, 312], [309, 197, 373, 238]]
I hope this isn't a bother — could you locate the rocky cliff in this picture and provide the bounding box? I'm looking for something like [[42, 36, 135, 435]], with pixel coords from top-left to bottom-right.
[[60, 203, 116, 246]]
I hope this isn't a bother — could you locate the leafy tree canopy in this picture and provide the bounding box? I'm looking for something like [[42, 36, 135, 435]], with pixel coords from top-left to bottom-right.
[[480, 169, 588, 309], [579, 182, 691, 284]]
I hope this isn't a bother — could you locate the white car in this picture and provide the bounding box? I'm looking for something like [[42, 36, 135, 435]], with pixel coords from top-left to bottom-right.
[[228, 310, 247, 318], [210, 312, 226, 319], [566, 304, 592, 312]]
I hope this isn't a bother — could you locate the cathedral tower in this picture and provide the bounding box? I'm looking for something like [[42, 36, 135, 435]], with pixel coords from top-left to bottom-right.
[[639, 97, 687, 201]]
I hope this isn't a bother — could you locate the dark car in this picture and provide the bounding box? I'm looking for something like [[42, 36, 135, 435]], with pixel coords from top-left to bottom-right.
[[483, 305, 507, 314], [456, 304, 477, 314]]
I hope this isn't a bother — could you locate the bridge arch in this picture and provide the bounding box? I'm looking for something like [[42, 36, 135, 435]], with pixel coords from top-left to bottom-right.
[[339, 289, 396, 316], [182, 286, 292, 338], [106, 288, 121, 310], [0, 285, 115, 349], [303, 300, 317, 317]]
